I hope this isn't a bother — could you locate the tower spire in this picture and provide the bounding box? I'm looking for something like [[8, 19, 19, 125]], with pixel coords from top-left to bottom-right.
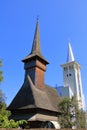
[[22, 19, 49, 64], [31, 18, 41, 55], [67, 42, 75, 62]]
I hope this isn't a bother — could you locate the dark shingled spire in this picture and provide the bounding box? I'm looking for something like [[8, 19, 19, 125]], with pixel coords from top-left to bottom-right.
[[31, 18, 41, 55], [22, 19, 49, 64]]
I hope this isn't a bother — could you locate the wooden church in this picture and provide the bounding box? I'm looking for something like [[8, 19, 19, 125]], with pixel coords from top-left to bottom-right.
[[8, 20, 60, 128]]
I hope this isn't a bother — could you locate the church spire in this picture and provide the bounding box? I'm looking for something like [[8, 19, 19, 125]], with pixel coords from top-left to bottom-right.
[[31, 18, 41, 55], [67, 42, 75, 62], [22, 19, 49, 90], [22, 19, 49, 64]]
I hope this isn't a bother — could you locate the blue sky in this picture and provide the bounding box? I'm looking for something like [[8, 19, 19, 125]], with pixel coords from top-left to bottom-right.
[[0, 0, 87, 109]]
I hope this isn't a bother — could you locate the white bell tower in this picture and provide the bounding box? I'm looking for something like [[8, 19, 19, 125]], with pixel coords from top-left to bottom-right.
[[61, 43, 85, 111]]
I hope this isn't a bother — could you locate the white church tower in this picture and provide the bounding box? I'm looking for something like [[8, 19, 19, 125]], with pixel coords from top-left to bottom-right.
[[61, 42, 86, 111]]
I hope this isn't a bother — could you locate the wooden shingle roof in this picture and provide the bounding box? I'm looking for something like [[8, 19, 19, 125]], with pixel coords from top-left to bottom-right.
[[8, 75, 60, 113]]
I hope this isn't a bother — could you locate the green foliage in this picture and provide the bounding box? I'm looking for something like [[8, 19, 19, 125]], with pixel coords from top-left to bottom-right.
[[58, 96, 86, 128], [0, 102, 27, 128], [0, 97, 27, 128], [75, 109, 86, 128], [58, 97, 73, 128], [0, 60, 3, 82], [0, 99, 14, 128], [71, 96, 86, 128]]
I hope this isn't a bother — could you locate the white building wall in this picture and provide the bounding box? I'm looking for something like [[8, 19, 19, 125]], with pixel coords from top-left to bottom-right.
[[61, 61, 86, 111]]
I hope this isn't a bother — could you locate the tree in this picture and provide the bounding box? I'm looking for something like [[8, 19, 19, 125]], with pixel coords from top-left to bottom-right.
[[71, 96, 86, 128], [0, 60, 3, 83], [58, 96, 86, 128], [58, 97, 73, 128], [0, 103, 27, 128]]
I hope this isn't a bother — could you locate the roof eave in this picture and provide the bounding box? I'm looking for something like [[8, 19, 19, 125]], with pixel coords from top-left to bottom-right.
[[22, 54, 49, 65]]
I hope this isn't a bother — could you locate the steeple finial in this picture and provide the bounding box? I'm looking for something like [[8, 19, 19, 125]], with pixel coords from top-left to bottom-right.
[[67, 42, 75, 62], [31, 18, 41, 54]]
